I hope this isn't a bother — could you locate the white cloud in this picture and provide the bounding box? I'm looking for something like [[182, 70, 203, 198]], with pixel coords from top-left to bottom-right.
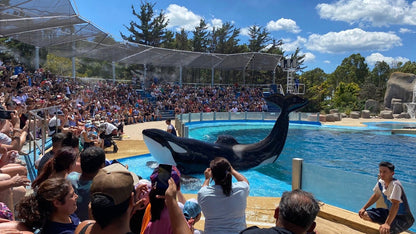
[[399, 28, 414, 33], [281, 36, 307, 52], [316, 0, 416, 27], [266, 18, 301, 33], [301, 52, 316, 63], [165, 4, 202, 31], [324, 60, 331, 64], [365, 53, 409, 66], [209, 18, 223, 30], [165, 4, 223, 32], [240, 27, 250, 37], [306, 28, 402, 53]]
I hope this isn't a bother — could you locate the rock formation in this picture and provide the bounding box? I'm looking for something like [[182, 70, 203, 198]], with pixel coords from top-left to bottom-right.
[[384, 72, 416, 109]]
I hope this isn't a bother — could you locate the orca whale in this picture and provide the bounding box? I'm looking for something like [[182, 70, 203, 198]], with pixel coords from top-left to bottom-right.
[[142, 94, 308, 174]]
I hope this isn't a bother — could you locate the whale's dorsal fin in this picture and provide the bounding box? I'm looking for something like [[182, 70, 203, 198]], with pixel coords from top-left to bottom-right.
[[215, 135, 239, 146]]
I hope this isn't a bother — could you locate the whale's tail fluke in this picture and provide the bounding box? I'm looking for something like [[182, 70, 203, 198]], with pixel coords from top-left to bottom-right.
[[265, 93, 308, 113]]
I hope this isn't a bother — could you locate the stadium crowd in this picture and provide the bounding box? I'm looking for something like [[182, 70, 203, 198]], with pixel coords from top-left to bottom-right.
[[0, 62, 322, 234]]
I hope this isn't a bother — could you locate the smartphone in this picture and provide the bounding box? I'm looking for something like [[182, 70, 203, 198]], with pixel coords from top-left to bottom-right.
[[0, 110, 14, 119], [155, 164, 172, 195]]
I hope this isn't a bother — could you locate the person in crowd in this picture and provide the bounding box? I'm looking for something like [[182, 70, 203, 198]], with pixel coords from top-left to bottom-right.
[[31, 146, 78, 189], [74, 170, 147, 234], [16, 178, 80, 234], [48, 111, 65, 137], [80, 123, 99, 150], [67, 146, 106, 221], [182, 199, 203, 234], [358, 161, 414, 234], [197, 157, 250, 234], [0, 168, 30, 219], [36, 132, 65, 174], [98, 121, 118, 153], [165, 119, 176, 136], [141, 166, 186, 234], [0, 108, 29, 154], [0, 143, 28, 178], [240, 189, 320, 234]]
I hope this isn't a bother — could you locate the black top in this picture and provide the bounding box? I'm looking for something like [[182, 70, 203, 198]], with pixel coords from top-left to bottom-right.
[[240, 226, 294, 234]]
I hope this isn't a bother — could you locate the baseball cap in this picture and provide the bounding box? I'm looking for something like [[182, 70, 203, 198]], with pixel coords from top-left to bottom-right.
[[90, 169, 134, 205], [183, 199, 201, 220], [102, 163, 140, 185]]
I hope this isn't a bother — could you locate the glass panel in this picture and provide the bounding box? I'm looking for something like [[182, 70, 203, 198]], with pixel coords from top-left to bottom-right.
[[230, 112, 245, 120], [202, 112, 214, 121], [302, 162, 416, 231]]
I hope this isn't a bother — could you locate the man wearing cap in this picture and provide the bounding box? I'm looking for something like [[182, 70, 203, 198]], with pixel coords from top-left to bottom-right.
[[74, 169, 146, 234]]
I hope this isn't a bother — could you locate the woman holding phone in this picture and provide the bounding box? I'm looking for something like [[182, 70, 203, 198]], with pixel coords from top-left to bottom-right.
[[141, 165, 186, 234], [197, 157, 250, 234]]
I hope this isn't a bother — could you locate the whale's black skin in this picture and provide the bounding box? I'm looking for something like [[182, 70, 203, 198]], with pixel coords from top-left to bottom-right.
[[142, 94, 308, 174]]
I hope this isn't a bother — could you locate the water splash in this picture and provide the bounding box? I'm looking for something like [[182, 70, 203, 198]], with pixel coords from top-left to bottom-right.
[[405, 82, 416, 119]]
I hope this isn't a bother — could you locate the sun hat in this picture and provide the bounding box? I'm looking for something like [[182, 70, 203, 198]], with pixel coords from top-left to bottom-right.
[[90, 169, 134, 205], [183, 199, 201, 220]]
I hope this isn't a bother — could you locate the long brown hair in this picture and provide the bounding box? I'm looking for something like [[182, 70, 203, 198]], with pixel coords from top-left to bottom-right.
[[210, 157, 232, 196], [17, 178, 72, 230], [32, 146, 78, 188]]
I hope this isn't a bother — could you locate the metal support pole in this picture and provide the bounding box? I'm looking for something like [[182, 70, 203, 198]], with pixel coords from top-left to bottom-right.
[[211, 67, 214, 87], [144, 64, 147, 87], [35, 47, 40, 70], [112, 61, 116, 83], [292, 158, 303, 190], [72, 57, 76, 80], [180, 66, 183, 88]]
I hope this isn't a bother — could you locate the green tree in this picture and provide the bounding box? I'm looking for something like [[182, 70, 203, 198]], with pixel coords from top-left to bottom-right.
[[333, 82, 361, 111], [121, 1, 169, 47], [289, 48, 306, 71], [395, 61, 416, 74], [44, 54, 73, 76], [173, 28, 191, 51], [209, 22, 241, 54], [300, 68, 329, 112], [266, 39, 284, 55], [192, 19, 209, 52], [248, 25, 270, 52], [360, 61, 391, 103], [330, 53, 369, 89]]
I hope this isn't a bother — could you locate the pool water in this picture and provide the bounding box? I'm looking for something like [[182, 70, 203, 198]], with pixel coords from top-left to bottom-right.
[[119, 121, 416, 196]]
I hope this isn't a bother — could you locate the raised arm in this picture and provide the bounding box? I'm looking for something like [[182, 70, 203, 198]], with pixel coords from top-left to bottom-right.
[[231, 167, 249, 185], [165, 178, 192, 234]]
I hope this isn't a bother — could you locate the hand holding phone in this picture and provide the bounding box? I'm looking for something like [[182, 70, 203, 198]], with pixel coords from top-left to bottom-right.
[[155, 164, 172, 195]]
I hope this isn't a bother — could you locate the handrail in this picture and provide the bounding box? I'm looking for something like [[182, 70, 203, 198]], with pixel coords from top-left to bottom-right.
[[25, 105, 61, 181]]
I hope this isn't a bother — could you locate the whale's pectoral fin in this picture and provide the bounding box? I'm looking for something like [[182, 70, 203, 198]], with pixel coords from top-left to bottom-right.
[[167, 141, 188, 153], [215, 135, 239, 145]]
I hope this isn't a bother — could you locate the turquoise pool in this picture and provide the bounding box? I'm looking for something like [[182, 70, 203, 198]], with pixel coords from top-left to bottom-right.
[[119, 120, 416, 231], [120, 120, 416, 192]]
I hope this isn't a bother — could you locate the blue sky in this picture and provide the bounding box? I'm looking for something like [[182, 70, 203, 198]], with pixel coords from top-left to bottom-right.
[[73, 0, 416, 74]]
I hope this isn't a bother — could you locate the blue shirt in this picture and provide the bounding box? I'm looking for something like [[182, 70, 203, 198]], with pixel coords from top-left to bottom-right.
[[42, 213, 80, 234]]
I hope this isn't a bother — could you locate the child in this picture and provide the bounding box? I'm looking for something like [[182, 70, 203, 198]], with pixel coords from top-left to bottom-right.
[[183, 199, 203, 234]]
